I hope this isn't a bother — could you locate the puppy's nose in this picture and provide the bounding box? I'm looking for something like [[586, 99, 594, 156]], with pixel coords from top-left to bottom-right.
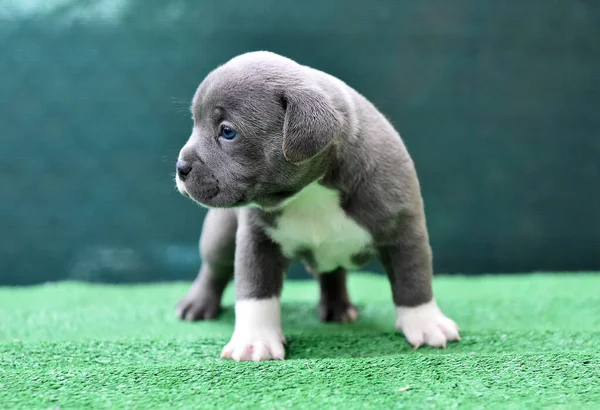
[[176, 160, 192, 181]]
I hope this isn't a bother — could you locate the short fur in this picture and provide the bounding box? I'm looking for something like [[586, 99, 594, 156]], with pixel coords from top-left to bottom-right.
[[174, 51, 460, 361]]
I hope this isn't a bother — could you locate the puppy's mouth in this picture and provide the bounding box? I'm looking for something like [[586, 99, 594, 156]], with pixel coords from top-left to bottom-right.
[[176, 174, 295, 209], [175, 175, 189, 197], [177, 180, 248, 209], [185, 192, 246, 209]]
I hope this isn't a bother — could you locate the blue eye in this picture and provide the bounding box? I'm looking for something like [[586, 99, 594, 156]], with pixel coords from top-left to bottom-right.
[[220, 125, 237, 140]]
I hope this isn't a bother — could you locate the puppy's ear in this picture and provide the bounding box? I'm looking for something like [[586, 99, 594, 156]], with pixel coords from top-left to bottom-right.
[[281, 86, 343, 164]]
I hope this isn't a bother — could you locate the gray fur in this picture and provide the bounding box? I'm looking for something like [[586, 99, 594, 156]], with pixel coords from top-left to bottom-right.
[[175, 51, 438, 331], [318, 268, 358, 323], [176, 208, 235, 320], [350, 249, 375, 268], [233, 208, 290, 299]]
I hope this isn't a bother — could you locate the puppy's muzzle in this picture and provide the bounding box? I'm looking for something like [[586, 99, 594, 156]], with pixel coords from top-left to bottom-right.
[[175, 159, 220, 203], [176, 160, 192, 181]]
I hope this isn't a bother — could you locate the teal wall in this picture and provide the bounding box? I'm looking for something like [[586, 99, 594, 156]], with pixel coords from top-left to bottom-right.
[[1, 1, 599, 285]]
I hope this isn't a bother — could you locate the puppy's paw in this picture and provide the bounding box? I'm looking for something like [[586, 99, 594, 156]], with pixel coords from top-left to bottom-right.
[[221, 297, 285, 361], [176, 291, 221, 321], [318, 301, 359, 323], [221, 331, 286, 362], [395, 300, 460, 349]]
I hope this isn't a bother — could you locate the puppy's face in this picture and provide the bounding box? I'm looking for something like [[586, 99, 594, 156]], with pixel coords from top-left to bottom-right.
[[175, 53, 343, 209]]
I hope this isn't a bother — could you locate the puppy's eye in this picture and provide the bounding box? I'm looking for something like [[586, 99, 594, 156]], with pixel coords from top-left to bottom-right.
[[219, 125, 237, 140]]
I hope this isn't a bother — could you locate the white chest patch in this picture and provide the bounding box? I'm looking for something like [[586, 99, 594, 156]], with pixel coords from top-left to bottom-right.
[[265, 183, 373, 273]]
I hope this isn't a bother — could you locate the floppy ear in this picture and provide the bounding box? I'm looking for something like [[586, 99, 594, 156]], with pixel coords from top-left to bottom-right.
[[281, 86, 343, 164]]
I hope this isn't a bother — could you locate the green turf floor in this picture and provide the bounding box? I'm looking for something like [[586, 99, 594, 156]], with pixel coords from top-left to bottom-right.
[[1, 273, 599, 409]]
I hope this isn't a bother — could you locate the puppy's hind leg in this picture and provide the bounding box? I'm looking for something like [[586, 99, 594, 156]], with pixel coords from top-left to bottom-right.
[[318, 268, 358, 323], [177, 209, 236, 321]]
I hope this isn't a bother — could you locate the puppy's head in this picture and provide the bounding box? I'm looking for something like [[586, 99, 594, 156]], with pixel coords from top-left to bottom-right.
[[175, 51, 343, 209]]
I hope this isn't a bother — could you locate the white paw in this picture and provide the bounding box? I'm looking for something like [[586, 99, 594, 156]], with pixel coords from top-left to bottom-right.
[[220, 297, 286, 362], [396, 300, 461, 348], [221, 331, 286, 361]]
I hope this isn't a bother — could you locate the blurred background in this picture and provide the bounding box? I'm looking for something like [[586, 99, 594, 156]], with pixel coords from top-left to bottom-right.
[[1, 0, 599, 286]]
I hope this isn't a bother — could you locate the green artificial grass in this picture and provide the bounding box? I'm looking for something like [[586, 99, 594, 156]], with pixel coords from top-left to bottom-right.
[[1, 273, 599, 409]]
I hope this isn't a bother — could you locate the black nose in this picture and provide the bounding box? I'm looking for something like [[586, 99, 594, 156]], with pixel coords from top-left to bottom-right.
[[176, 160, 192, 180]]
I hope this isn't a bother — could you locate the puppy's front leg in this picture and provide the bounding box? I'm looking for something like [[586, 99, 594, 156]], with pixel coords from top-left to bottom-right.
[[379, 216, 460, 348], [220, 212, 289, 362]]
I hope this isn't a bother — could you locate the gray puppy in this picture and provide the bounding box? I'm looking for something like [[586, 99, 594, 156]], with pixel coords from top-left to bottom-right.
[[175, 51, 460, 361]]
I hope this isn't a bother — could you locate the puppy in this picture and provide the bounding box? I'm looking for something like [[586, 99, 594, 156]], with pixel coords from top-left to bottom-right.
[[174, 51, 460, 361]]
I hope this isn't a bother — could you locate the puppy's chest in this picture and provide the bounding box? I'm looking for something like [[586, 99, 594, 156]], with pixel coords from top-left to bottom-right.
[[264, 183, 374, 273]]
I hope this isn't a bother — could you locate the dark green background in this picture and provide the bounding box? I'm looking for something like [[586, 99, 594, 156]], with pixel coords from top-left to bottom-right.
[[1, 1, 599, 285]]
